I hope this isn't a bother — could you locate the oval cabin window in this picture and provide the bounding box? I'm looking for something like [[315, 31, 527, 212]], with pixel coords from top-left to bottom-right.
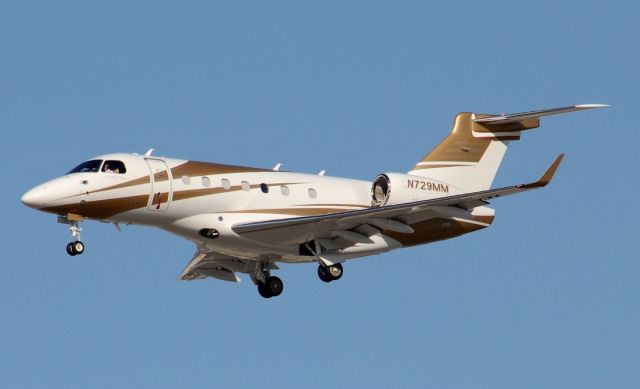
[[308, 188, 317, 199], [280, 185, 290, 196], [202, 177, 211, 187], [182, 175, 191, 185], [260, 183, 269, 193], [221, 179, 231, 190], [241, 181, 250, 191]]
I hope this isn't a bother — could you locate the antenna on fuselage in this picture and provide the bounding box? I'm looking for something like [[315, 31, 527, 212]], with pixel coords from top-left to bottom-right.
[[144, 148, 155, 157], [273, 163, 282, 171], [318, 170, 326, 176]]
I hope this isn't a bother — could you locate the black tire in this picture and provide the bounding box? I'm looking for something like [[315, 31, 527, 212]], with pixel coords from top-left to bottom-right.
[[73, 241, 85, 255], [257, 282, 272, 298], [266, 276, 283, 297], [328, 263, 343, 280], [317, 265, 332, 283], [66, 242, 76, 256]]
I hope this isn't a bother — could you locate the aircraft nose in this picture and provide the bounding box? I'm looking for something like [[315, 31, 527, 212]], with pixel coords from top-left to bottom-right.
[[21, 185, 47, 209]]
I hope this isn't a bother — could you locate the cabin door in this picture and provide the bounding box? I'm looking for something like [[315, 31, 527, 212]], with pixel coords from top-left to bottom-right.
[[145, 158, 172, 211]]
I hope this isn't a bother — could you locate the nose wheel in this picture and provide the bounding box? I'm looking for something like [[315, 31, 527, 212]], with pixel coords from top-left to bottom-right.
[[66, 241, 85, 256], [64, 219, 85, 256]]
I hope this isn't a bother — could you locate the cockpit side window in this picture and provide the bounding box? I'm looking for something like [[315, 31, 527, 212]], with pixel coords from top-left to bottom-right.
[[102, 160, 127, 174], [68, 160, 103, 174]]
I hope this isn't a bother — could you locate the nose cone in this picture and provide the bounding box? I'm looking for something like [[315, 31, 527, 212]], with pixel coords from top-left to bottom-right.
[[21, 185, 48, 209], [23, 175, 79, 213]]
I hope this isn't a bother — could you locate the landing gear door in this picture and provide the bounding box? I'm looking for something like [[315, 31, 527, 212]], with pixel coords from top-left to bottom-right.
[[145, 158, 172, 211]]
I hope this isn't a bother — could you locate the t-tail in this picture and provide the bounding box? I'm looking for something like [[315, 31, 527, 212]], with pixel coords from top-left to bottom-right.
[[408, 104, 609, 192]]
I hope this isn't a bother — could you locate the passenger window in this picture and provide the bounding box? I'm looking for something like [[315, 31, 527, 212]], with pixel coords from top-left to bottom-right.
[[260, 183, 269, 193], [241, 181, 250, 191], [308, 188, 317, 199], [102, 160, 126, 174], [280, 185, 290, 196], [202, 177, 211, 187], [182, 175, 191, 185], [221, 179, 231, 190]]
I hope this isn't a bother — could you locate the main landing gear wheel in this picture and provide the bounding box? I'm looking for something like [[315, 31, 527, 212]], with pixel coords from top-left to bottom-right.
[[257, 276, 284, 298], [66, 241, 85, 256], [318, 263, 343, 283], [318, 265, 332, 283]]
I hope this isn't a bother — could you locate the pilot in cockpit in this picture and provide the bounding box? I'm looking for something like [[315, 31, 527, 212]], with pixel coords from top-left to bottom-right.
[[68, 159, 125, 175], [102, 163, 120, 174]]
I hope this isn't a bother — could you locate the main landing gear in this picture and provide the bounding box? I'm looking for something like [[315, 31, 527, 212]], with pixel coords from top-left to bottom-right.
[[317, 263, 343, 283], [253, 261, 284, 299], [65, 219, 85, 256], [258, 276, 284, 299]]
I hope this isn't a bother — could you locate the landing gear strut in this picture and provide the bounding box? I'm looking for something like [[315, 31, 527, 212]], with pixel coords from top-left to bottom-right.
[[253, 261, 284, 298], [65, 219, 85, 256], [318, 263, 343, 283]]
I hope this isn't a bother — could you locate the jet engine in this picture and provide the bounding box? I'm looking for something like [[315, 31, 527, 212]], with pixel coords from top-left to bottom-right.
[[371, 173, 454, 207]]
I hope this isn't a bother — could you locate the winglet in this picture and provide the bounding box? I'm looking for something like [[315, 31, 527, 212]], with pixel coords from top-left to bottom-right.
[[520, 154, 564, 189]]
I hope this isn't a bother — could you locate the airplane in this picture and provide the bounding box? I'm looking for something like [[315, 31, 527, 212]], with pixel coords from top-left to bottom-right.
[[21, 104, 607, 298]]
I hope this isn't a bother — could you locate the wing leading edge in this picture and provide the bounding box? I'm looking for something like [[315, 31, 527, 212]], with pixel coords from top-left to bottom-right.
[[232, 154, 564, 243]]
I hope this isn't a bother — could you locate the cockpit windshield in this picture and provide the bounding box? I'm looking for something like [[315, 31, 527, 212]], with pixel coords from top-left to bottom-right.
[[67, 159, 127, 174], [68, 160, 103, 174]]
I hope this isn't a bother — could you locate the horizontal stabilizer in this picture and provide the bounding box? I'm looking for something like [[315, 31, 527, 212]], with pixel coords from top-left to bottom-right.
[[474, 104, 609, 125]]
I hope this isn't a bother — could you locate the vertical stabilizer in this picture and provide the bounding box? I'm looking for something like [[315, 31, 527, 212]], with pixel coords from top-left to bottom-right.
[[408, 104, 607, 192]]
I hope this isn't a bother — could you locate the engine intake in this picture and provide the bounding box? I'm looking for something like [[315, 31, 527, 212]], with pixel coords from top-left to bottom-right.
[[372, 174, 391, 206], [371, 173, 454, 207]]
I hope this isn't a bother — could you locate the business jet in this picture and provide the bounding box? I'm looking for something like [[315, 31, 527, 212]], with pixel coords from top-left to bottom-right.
[[21, 104, 607, 298]]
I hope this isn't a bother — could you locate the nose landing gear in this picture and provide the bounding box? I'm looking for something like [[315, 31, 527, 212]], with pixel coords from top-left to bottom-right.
[[66, 240, 85, 256], [59, 216, 85, 256]]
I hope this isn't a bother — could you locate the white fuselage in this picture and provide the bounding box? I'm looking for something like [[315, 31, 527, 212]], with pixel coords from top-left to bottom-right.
[[22, 152, 493, 264]]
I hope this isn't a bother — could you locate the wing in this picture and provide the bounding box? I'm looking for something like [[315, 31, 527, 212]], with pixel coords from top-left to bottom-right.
[[179, 247, 280, 283], [232, 155, 564, 245], [179, 249, 242, 282], [179, 247, 262, 282]]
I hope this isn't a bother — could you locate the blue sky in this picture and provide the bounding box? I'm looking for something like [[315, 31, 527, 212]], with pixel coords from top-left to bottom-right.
[[1, 1, 638, 388]]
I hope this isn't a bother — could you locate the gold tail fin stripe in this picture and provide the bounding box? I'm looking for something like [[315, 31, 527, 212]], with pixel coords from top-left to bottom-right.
[[414, 110, 544, 169]]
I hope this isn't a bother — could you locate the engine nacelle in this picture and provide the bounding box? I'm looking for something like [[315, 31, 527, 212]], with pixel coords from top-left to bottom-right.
[[371, 173, 456, 206]]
